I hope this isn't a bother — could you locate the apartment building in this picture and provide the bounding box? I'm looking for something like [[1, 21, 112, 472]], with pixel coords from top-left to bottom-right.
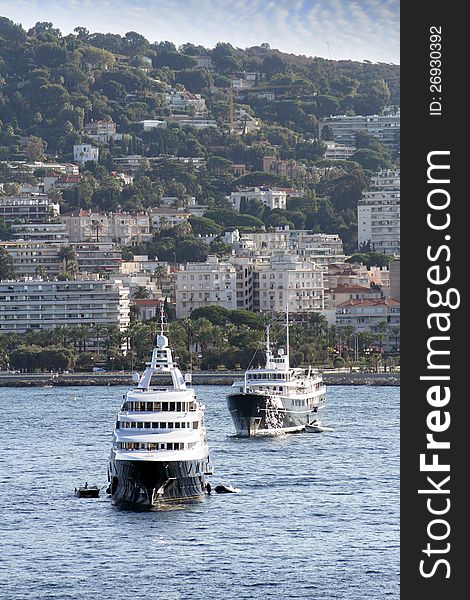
[[0, 194, 60, 224], [0, 278, 130, 333], [319, 113, 400, 148], [175, 255, 238, 318], [253, 255, 325, 314], [11, 223, 69, 244], [358, 170, 400, 255], [1, 239, 122, 278], [335, 298, 400, 351], [324, 142, 356, 160], [60, 210, 151, 245]]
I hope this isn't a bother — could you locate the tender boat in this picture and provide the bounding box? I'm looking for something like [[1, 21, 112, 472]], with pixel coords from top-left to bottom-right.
[[75, 485, 100, 498], [227, 311, 326, 437], [107, 308, 211, 508]]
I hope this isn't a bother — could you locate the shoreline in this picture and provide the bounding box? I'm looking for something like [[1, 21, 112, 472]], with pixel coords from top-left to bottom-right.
[[0, 371, 400, 387]]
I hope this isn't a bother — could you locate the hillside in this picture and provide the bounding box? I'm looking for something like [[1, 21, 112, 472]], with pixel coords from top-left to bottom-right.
[[0, 17, 400, 254]]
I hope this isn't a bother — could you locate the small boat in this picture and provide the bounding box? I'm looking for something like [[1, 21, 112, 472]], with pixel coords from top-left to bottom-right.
[[214, 484, 241, 494], [74, 485, 100, 498], [305, 423, 333, 433]]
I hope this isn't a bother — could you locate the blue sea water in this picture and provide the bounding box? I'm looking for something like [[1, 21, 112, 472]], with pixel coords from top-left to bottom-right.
[[0, 384, 399, 599]]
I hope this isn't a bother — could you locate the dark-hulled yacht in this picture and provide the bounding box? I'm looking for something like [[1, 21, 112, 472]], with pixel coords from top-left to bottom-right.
[[227, 317, 326, 437], [107, 310, 211, 508]]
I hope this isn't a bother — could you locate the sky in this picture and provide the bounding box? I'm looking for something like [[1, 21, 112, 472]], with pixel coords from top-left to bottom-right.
[[0, 0, 399, 64]]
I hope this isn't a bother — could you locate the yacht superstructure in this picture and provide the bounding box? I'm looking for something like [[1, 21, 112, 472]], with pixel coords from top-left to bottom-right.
[[108, 311, 210, 507], [227, 319, 326, 437]]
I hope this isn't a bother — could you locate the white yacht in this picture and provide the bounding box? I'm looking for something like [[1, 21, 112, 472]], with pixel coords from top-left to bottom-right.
[[227, 317, 326, 437], [107, 311, 211, 507]]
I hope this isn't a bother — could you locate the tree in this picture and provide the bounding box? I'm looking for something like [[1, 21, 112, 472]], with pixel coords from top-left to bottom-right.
[[91, 220, 103, 243], [133, 286, 151, 299], [189, 216, 222, 236], [58, 245, 77, 273], [346, 252, 393, 268], [320, 124, 334, 141], [0, 247, 14, 280], [35, 266, 48, 280], [26, 136, 46, 162], [153, 266, 167, 291], [190, 305, 230, 325], [261, 54, 287, 78], [372, 321, 388, 353]]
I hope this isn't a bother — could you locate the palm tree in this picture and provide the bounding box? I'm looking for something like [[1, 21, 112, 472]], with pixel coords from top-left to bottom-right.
[[91, 220, 103, 243], [191, 318, 214, 353], [72, 325, 91, 353], [58, 245, 77, 273], [309, 313, 328, 338], [35, 265, 48, 280], [93, 323, 108, 355], [388, 325, 400, 353], [51, 325, 72, 347], [132, 286, 151, 299], [153, 265, 167, 292], [372, 321, 388, 354]]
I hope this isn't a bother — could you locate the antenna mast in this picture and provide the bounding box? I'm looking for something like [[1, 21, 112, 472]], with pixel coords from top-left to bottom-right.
[[286, 304, 290, 369]]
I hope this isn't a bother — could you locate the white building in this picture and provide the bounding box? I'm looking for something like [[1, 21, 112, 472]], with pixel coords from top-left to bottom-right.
[[319, 113, 400, 149], [0, 278, 130, 333], [138, 120, 168, 131], [150, 208, 191, 231], [176, 255, 238, 318], [358, 170, 400, 255], [253, 254, 325, 314], [165, 91, 207, 115], [165, 116, 217, 129], [0, 239, 122, 278], [60, 210, 151, 245], [0, 194, 60, 224], [335, 298, 400, 351], [324, 142, 356, 160], [229, 187, 287, 211], [10, 222, 69, 244], [73, 144, 99, 164], [83, 120, 122, 143]]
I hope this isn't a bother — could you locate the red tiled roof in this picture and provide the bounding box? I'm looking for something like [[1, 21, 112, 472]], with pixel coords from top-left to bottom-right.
[[336, 298, 400, 308]]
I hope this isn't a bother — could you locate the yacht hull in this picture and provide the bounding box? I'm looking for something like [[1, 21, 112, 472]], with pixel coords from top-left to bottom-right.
[[227, 392, 324, 437], [108, 456, 209, 508]]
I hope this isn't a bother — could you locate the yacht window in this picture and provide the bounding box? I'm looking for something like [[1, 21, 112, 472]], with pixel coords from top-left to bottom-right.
[[193, 422, 199, 429], [176, 402, 181, 411], [167, 443, 173, 450], [116, 421, 120, 429], [169, 402, 176, 411], [131, 422, 137, 428], [146, 402, 153, 411], [173, 443, 180, 450], [145, 422, 151, 428], [137, 422, 143, 429], [175, 422, 180, 428], [162, 402, 168, 411], [155, 402, 161, 410], [168, 422, 174, 428]]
